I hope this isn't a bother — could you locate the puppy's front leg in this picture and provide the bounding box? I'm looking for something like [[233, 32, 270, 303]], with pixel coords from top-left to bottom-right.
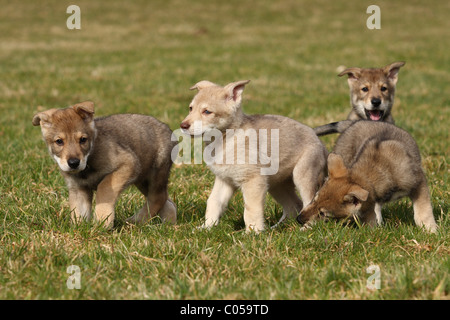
[[95, 165, 135, 229], [241, 177, 268, 233], [203, 177, 236, 229], [68, 187, 93, 223], [374, 202, 383, 225]]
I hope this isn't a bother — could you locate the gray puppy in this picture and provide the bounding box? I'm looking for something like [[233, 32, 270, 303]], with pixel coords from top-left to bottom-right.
[[33, 101, 177, 229]]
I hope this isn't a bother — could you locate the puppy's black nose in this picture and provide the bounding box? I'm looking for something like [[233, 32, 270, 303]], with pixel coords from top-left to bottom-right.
[[180, 122, 190, 130], [296, 214, 305, 225], [68, 158, 80, 169], [371, 98, 382, 107]]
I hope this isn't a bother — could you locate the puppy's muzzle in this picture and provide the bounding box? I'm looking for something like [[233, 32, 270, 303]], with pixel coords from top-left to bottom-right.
[[296, 214, 307, 225]]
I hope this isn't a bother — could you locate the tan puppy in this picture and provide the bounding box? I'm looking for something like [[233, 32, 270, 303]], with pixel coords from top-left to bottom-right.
[[298, 121, 437, 233], [314, 61, 405, 136], [180, 80, 328, 232], [33, 101, 177, 229]]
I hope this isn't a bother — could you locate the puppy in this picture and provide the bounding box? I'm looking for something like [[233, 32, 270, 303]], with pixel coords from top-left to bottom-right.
[[298, 121, 437, 233], [180, 80, 328, 232], [314, 61, 405, 136], [32, 101, 177, 229]]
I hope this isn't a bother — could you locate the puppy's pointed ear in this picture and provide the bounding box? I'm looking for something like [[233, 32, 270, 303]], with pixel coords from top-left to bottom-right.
[[72, 101, 95, 121], [189, 80, 218, 91], [32, 112, 47, 126], [338, 67, 361, 81], [383, 61, 405, 85], [32, 109, 56, 127], [344, 185, 369, 206], [327, 153, 348, 179], [223, 80, 250, 105]]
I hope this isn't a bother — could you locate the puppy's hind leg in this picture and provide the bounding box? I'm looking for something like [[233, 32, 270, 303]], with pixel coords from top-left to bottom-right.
[[154, 163, 177, 224], [293, 147, 327, 207], [269, 180, 303, 228], [158, 198, 177, 224], [411, 181, 437, 233], [241, 177, 268, 233], [127, 173, 171, 225], [137, 189, 169, 224]]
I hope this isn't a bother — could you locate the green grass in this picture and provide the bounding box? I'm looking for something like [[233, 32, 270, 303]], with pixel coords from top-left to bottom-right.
[[0, 0, 449, 299]]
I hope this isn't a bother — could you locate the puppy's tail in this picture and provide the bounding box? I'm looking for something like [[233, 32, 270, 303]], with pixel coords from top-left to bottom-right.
[[313, 120, 355, 136]]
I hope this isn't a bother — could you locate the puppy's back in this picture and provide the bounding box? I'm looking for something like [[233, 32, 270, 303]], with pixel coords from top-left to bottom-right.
[[333, 121, 421, 166], [94, 114, 175, 167], [242, 113, 327, 160]]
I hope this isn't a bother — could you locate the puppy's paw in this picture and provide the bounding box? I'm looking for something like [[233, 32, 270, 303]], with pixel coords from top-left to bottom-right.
[[159, 199, 177, 224], [245, 224, 265, 234], [299, 223, 313, 231], [125, 215, 140, 225], [193, 219, 219, 233]]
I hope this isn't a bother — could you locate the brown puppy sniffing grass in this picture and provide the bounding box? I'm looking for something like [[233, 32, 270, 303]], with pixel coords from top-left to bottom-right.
[[32, 101, 177, 229], [298, 121, 438, 233]]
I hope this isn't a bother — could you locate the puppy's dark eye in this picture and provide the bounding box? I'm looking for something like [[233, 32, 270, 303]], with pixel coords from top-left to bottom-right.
[[189, 106, 193, 112], [319, 208, 328, 218], [80, 137, 88, 144], [380, 86, 387, 92], [55, 139, 64, 146], [361, 87, 369, 92], [203, 110, 212, 115]]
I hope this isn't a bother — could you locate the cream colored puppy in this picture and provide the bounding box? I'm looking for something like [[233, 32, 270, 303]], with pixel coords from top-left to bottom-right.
[[180, 80, 328, 232]]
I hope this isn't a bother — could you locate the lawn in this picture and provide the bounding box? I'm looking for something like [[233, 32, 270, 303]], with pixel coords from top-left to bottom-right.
[[0, 0, 448, 300]]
